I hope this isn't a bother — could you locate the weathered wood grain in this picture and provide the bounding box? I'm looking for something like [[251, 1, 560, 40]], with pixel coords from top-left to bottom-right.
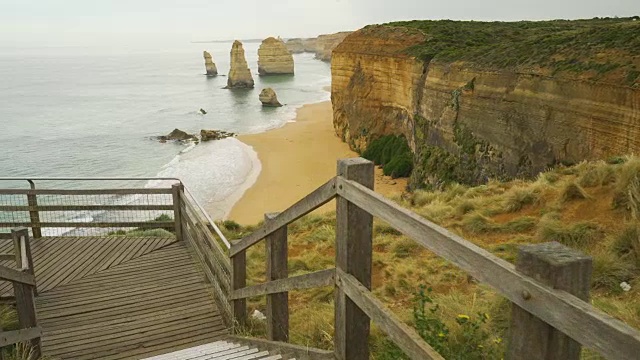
[[230, 269, 335, 300], [265, 212, 289, 342], [0, 327, 42, 347], [0, 265, 35, 285], [335, 158, 373, 360]]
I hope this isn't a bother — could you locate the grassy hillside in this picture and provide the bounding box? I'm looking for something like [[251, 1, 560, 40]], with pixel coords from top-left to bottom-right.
[[222, 156, 640, 359], [380, 17, 640, 86]]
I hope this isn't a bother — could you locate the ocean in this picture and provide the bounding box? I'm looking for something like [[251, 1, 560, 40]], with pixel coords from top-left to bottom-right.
[[0, 41, 332, 220]]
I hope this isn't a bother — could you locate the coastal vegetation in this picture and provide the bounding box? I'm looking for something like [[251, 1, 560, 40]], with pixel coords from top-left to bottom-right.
[[382, 17, 640, 85], [221, 156, 640, 358], [362, 135, 414, 179]]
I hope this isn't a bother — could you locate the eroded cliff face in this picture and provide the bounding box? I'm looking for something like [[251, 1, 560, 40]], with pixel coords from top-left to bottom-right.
[[332, 26, 640, 187], [314, 32, 352, 61], [227, 40, 254, 89]]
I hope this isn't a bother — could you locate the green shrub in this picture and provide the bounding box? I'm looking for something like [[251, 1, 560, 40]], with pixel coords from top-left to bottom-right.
[[503, 216, 537, 233], [223, 220, 242, 231], [560, 181, 590, 202], [592, 252, 638, 293], [502, 186, 538, 212], [613, 157, 640, 219], [363, 135, 414, 178], [536, 218, 603, 248], [612, 223, 640, 266], [462, 213, 497, 234]]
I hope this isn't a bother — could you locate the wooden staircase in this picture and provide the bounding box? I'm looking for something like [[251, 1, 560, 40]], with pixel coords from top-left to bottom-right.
[[141, 340, 294, 360]]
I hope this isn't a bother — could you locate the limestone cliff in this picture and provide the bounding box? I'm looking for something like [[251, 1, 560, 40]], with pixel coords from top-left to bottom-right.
[[227, 40, 255, 89], [314, 32, 352, 61], [203, 51, 218, 76], [285, 38, 305, 54], [332, 20, 640, 188], [258, 37, 294, 75]]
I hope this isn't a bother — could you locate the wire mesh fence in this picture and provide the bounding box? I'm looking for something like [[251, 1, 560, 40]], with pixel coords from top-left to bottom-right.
[[0, 179, 179, 238]]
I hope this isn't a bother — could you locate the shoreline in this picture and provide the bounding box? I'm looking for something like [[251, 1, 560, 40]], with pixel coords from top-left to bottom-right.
[[227, 100, 407, 225]]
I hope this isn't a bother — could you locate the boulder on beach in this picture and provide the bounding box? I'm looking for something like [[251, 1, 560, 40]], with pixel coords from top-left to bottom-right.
[[258, 37, 294, 75], [200, 129, 235, 141], [203, 51, 218, 76], [259, 88, 283, 107], [199, 108, 207, 114], [226, 41, 254, 89]]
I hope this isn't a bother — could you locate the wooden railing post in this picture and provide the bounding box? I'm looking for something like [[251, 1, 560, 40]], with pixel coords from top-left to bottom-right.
[[12, 228, 40, 359], [335, 158, 374, 360], [265, 212, 289, 342], [507, 242, 592, 360], [171, 183, 183, 241], [26, 188, 41, 239], [231, 241, 247, 331]]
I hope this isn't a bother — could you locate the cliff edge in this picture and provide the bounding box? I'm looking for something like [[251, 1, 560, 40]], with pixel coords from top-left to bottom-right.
[[332, 19, 640, 188]]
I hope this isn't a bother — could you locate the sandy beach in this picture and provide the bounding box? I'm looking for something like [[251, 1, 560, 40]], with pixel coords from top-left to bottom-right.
[[228, 100, 407, 225]]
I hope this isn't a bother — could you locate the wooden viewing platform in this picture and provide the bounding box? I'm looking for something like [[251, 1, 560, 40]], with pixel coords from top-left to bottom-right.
[[2, 165, 640, 359], [0, 236, 226, 359]]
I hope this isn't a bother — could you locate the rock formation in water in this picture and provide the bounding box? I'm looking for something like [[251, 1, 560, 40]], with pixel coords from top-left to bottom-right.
[[200, 129, 235, 141], [227, 41, 255, 88], [259, 88, 283, 107], [157, 129, 197, 143], [331, 20, 640, 188], [203, 51, 218, 76], [258, 37, 294, 75]]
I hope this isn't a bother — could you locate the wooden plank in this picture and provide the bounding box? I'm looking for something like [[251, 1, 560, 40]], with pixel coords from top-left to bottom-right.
[[508, 242, 592, 360], [0, 327, 42, 346], [0, 205, 174, 211], [335, 158, 373, 360], [265, 212, 289, 342], [230, 178, 337, 257], [336, 269, 444, 360], [0, 265, 35, 285], [336, 176, 640, 359], [0, 233, 11, 240], [0, 254, 14, 262], [182, 223, 232, 326], [0, 188, 173, 195], [231, 241, 247, 330], [13, 282, 40, 358], [231, 269, 335, 300], [172, 184, 183, 242]]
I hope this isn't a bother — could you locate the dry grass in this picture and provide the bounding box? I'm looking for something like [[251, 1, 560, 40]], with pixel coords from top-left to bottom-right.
[[232, 156, 640, 356]]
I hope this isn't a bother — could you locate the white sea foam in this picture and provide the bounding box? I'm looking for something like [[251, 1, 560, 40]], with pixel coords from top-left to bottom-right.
[[148, 138, 261, 220]]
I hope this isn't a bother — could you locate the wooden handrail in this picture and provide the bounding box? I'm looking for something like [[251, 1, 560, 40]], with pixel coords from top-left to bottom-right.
[[0, 205, 174, 211], [0, 265, 36, 285], [230, 178, 337, 257], [0, 188, 173, 195], [336, 269, 444, 360], [0, 221, 175, 229], [231, 269, 335, 300], [336, 176, 640, 359], [0, 327, 42, 347]]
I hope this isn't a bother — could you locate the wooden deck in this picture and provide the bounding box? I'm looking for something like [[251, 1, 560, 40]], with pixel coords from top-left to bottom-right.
[[0, 236, 228, 359]]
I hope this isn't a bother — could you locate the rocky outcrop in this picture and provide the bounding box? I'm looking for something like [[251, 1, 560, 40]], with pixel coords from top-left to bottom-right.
[[259, 88, 283, 107], [227, 41, 254, 88], [258, 37, 294, 75], [200, 129, 235, 141], [157, 129, 197, 142], [203, 51, 218, 76], [315, 32, 351, 61], [332, 24, 640, 188]]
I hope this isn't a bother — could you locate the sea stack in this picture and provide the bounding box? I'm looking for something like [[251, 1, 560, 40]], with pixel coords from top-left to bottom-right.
[[258, 37, 294, 75], [203, 51, 218, 76], [259, 88, 282, 107], [227, 40, 254, 89]]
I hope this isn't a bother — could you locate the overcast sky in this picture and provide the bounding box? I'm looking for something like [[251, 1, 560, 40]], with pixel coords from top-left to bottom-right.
[[1, 0, 638, 46]]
